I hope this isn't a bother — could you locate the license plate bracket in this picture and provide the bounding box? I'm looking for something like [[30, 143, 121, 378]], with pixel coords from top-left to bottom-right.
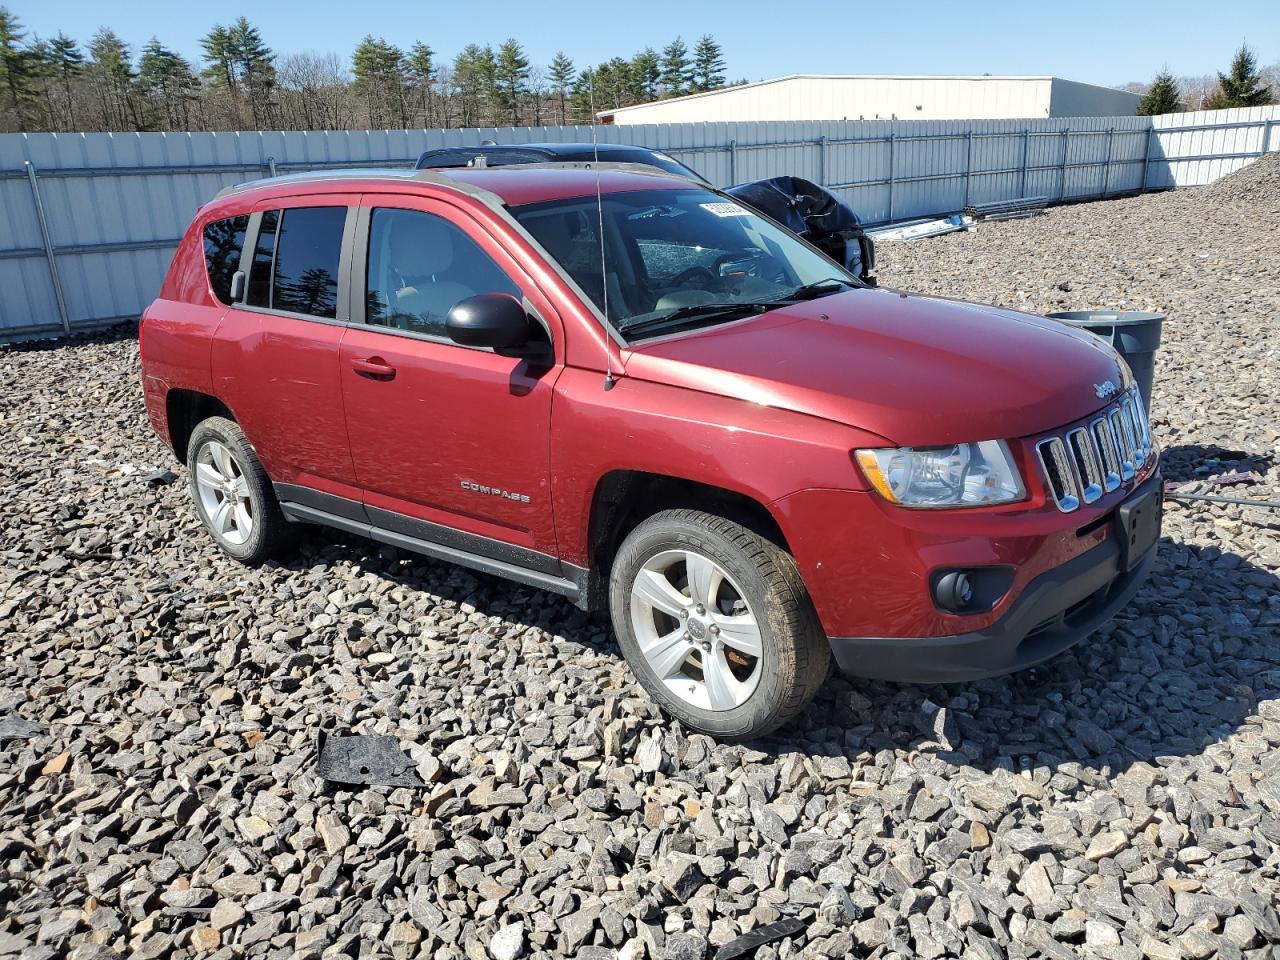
[[1116, 484, 1162, 571]]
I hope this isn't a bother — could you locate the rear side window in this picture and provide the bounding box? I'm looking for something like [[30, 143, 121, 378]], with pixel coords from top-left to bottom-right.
[[246, 206, 347, 319], [202, 215, 249, 304]]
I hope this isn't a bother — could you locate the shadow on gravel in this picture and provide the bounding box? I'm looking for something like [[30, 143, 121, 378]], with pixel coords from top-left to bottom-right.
[[781, 534, 1278, 779], [0, 320, 137, 354], [1159, 442, 1273, 483], [285, 525, 1277, 782]]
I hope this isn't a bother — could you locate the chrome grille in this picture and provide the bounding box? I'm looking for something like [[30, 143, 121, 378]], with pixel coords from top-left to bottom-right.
[[1036, 388, 1153, 513]]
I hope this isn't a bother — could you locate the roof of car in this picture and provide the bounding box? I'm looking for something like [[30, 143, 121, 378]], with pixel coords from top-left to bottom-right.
[[213, 164, 697, 209]]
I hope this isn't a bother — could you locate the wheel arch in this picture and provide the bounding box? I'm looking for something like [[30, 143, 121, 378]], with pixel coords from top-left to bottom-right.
[[582, 469, 791, 609], [164, 389, 237, 461]]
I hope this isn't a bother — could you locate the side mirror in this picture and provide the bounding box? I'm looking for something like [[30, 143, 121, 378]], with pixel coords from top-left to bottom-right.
[[446, 293, 540, 357]]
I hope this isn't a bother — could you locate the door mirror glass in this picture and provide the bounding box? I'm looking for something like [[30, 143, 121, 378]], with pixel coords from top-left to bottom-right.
[[446, 293, 533, 352]]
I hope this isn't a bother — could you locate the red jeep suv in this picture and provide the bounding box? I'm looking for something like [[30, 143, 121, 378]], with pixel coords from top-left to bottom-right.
[[140, 166, 1161, 739]]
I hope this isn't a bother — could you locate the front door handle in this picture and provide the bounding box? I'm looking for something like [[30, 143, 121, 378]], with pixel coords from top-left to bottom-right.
[[352, 356, 396, 380]]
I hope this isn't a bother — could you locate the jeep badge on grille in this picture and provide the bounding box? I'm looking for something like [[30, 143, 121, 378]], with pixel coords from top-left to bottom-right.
[[1093, 380, 1118, 399]]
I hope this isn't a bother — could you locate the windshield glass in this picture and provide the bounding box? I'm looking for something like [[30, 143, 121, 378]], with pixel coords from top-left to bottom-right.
[[511, 187, 856, 340]]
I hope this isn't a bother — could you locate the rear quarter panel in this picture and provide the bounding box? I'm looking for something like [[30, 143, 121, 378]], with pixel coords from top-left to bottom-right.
[[140, 222, 223, 451]]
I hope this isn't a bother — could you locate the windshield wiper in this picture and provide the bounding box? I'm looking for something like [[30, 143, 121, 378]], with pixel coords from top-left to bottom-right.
[[782, 277, 856, 301], [619, 301, 778, 338]]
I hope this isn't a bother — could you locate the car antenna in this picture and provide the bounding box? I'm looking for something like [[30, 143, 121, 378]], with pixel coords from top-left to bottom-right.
[[588, 72, 617, 391]]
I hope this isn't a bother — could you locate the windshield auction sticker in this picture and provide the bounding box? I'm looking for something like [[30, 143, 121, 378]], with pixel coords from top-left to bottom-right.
[[700, 201, 752, 218]]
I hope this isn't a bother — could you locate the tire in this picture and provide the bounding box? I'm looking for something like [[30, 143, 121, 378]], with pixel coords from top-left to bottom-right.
[[186, 416, 295, 565], [609, 509, 830, 740]]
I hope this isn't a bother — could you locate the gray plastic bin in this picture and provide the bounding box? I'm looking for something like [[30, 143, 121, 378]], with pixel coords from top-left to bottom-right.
[[1046, 311, 1164, 415]]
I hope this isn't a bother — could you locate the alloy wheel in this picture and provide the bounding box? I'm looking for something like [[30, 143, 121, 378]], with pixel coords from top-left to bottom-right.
[[194, 440, 254, 546], [629, 549, 763, 711]]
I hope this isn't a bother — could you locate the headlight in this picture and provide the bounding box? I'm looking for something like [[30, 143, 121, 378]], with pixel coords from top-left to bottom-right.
[[855, 440, 1026, 508]]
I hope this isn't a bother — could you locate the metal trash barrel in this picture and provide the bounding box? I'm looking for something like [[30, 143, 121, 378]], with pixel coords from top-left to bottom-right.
[[1046, 311, 1164, 415]]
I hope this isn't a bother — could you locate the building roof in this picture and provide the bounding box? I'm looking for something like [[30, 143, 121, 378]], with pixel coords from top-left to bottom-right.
[[597, 73, 1126, 118]]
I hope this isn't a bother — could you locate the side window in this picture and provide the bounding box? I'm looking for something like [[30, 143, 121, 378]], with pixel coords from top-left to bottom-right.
[[365, 208, 520, 337], [202, 214, 249, 305], [245, 206, 347, 319], [245, 210, 278, 308]]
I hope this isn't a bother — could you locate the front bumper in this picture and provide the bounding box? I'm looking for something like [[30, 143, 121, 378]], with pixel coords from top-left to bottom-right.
[[827, 475, 1161, 683]]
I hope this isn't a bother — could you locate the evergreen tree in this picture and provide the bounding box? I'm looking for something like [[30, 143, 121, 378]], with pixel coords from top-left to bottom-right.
[[1209, 44, 1272, 108], [139, 38, 198, 129], [1137, 69, 1182, 116], [200, 24, 237, 93], [631, 48, 660, 101], [548, 51, 574, 124], [452, 44, 491, 126], [228, 18, 275, 125], [569, 66, 595, 123], [87, 29, 141, 130], [405, 42, 436, 125], [691, 35, 725, 92], [475, 44, 498, 125], [352, 36, 407, 127], [660, 37, 691, 96], [45, 33, 83, 126], [495, 39, 529, 125], [0, 7, 36, 130]]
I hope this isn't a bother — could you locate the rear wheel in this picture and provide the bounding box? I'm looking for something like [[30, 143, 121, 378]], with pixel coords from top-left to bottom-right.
[[609, 509, 829, 740], [187, 417, 294, 564]]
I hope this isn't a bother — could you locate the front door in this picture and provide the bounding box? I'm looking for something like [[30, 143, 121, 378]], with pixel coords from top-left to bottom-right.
[[339, 196, 563, 559]]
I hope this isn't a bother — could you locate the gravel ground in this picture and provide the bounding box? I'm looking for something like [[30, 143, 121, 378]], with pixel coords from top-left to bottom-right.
[[2, 159, 1279, 960]]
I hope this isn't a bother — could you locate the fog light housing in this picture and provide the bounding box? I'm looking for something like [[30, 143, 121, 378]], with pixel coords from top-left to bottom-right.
[[930, 567, 1015, 614], [934, 571, 974, 612]]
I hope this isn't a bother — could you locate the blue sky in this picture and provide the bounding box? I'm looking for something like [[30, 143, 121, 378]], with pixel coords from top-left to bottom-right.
[[9, 0, 1278, 87]]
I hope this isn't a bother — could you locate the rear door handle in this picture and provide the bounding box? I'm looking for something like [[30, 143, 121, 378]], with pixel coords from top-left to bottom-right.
[[352, 356, 396, 380]]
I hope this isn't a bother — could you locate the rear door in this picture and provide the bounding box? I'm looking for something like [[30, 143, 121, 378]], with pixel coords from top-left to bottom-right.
[[211, 194, 363, 509], [339, 194, 564, 559]]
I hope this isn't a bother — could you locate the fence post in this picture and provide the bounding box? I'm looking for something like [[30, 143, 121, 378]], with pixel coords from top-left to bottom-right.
[[887, 133, 896, 222], [267, 156, 278, 177], [1019, 129, 1030, 197], [963, 130, 974, 208], [24, 161, 71, 337], [727, 139, 737, 184], [1102, 127, 1114, 197], [817, 135, 827, 187], [1140, 126, 1153, 192], [1059, 129, 1070, 200]]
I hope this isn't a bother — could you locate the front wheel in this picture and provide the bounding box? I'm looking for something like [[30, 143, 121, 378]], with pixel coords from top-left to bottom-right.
[[609, 509, 829, 740]]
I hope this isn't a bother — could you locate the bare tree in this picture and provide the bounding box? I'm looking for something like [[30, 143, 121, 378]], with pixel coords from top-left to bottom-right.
[[277, 51, 353, 130]]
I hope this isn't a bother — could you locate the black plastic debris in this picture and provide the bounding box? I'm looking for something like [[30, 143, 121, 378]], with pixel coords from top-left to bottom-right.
[[142, 469, 179, 486], [712, 918, 806, 960], [0, 715, 48, 743], [314, 733, 424, 788]]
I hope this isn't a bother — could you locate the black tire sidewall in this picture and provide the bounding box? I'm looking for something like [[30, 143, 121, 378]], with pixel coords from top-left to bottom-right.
[[610, 514, 799, 740], [186, 418, 274, 564]]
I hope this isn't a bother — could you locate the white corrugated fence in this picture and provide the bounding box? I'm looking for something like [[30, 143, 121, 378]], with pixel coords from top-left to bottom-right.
[[1, 105, 1277, 341]]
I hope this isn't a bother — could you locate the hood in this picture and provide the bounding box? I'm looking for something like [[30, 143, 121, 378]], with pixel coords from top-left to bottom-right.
[[623, 288, 1129, 445]]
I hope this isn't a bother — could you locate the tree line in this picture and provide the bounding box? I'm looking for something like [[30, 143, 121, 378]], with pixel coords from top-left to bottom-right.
[[0, 7, 732, 133], [1128, 44, 1275, 115]]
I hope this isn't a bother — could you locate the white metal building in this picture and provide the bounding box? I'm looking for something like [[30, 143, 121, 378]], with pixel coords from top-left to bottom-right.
[[599, 75, 1141, 124]]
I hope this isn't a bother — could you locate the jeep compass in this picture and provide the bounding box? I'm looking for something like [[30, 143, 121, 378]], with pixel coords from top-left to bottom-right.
[[140, 166, 1161, 740]]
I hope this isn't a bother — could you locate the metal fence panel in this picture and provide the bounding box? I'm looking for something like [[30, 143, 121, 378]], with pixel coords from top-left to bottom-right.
[[2, 105, 1278, 341]]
